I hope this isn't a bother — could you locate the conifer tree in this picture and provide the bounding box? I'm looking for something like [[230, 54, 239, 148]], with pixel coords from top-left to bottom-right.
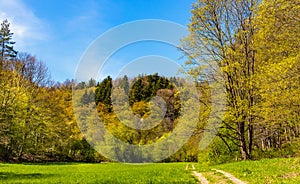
[[0, 19, 17, 69]]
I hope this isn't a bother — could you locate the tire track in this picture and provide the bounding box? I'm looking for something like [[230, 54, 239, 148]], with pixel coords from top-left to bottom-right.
[[192, 170, 209, 184], [212, 169, 247, 184], [186, 164, 209, 184]]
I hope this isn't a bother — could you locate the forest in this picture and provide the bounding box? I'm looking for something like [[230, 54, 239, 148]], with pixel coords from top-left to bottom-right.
[[0, 0, 299, 164]]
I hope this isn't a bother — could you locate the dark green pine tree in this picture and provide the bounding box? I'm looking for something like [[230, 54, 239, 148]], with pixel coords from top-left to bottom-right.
[[95, 76, 112, 111], [76, 81, 86, 89], [129, 74, 175, 105], [87, 78, 96, 88], [80, 90, 95, 105], [80, 90, 90, 105], [169, 77, 178, 87], [119, 75, 129, 95], [129, 78, 143, 105], [88, 90, 95, 104], [0, 19, 17, 69]]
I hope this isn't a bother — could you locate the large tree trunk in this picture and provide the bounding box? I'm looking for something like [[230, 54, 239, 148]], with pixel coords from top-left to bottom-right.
[[237, 122, 248, 160], [247, 124, 253, 157]]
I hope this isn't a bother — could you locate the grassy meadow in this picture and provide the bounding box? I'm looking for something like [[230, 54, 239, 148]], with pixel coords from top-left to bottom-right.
[[1, 158, 300, 183], [212, 157, 300, 184], [197, 157, 300, 184], [0, 162, 198, 184]]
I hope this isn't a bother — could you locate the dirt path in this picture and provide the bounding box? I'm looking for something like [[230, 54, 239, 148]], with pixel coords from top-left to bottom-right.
[[186, 164, 248, 184], [212, 169, 247, 184], [192, 170, 209, 184], [186, 164, 209, 184]]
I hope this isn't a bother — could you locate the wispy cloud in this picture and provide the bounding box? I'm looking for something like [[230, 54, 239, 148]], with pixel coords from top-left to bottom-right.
[[65, 0, 107, 36], [0, 0, 48, 51]]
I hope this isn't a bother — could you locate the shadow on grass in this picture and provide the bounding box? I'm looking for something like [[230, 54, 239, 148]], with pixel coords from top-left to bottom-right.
[[0, 172, 56, 180], [21, 162, 80, 166]]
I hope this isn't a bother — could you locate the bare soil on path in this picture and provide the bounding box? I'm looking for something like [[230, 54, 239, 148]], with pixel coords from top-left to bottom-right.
[[211, 169, 247, 184], [186, 164, 248, 184]]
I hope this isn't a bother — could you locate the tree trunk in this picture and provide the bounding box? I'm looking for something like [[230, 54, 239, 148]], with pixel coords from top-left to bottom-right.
[[237, 122, 248, 160], [247, 124, 253, 157]]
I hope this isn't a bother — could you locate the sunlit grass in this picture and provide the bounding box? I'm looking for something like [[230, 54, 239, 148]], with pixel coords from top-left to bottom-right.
[[0, 162, 198, 183], [212, 157, 300, 184]]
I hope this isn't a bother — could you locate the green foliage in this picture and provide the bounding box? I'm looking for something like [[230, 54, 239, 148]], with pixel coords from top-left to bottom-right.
[[92, 74, 180, 143], [198, 137, 240, 165], [181, 0, 259, 160], [0, 21, 98, 161], [87, 78, 96, 88], [129, 74, 174, 105], [1, 1, 299, 164], [182, 0, 300, 162], [95, 76, 112, 111], [75, 81, 86, 89], [119, 75, 129, 95], [252, 0, 300, 154], [251, 141, 300, 160], [0, 19, 17, 65], [80, 89, 94, 105]]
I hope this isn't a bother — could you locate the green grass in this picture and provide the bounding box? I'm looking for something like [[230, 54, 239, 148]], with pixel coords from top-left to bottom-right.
[[211, 157, 300, 184], [201, 170, 233, 184], [0, 162, 198, 183], [2, 158, 299, 183]]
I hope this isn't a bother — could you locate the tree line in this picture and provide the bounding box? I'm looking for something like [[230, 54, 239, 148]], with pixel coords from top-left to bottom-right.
[[76, 74, 200, 162], [181, 0, 300, 163], [0, 19, 103, 162], [0, 19, 199, 162]]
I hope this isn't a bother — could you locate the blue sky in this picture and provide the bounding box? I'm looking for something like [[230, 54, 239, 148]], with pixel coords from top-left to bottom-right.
[[0, 0, 195, 82]]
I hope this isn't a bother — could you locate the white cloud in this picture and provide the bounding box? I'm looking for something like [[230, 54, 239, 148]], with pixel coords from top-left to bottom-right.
[[0, 0, 48, 51]]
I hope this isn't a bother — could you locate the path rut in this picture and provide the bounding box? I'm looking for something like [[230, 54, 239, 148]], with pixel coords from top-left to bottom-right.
[[186, 164, 209, 184], [186, 164, 248, 184], [212, 169, 247, 184]]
